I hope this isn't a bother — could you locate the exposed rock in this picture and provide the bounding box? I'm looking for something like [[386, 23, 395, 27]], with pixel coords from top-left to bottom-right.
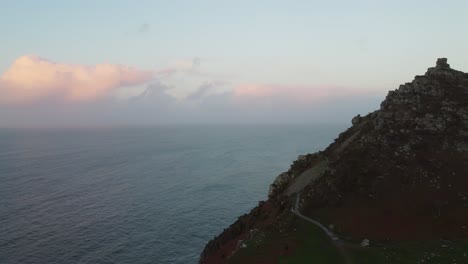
[[268, 172, 290, 198], [436, 58, 450, 69], [361, 238, 370, 247], [297, 154, 307, 161], [199, 59, 468, 263], [352, 114, 362, 125]]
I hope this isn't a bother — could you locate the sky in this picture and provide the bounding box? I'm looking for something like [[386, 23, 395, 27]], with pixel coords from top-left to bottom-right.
[[1, 0, 468, 127]]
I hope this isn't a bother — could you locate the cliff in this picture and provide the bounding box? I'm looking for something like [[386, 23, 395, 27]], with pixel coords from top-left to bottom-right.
[[200, 59, 468, 263]]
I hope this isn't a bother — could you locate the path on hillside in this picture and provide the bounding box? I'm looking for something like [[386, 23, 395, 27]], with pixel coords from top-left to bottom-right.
[[284, 160, 327, 195], [292, 193, 353, 264]]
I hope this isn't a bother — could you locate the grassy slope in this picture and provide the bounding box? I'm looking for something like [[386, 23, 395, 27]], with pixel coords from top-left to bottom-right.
[[278, 219, 343, 264], [351, 240, 468, 264], [228, 214, 468, 264], [229, 217, 344, 264]]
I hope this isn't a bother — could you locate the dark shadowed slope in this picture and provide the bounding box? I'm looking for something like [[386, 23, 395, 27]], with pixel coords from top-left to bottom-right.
[[200, 59, 468, 263]]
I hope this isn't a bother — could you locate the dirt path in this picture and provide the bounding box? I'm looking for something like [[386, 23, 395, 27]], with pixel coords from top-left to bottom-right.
[[292, 193, 354, 264], [284, 159, 327, 195]]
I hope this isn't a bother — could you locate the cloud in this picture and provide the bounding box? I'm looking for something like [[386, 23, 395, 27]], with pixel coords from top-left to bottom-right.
[[186, 81, 226, 101], [0, 55, 154, 104], [0, 79, 384, 127], [138, 23, 151, 33], [168, 57, 201, 72], [186, 83, 213, 101], [233, 83, 378, 103], [192, 57, 201, 69], [0, 57, 386, 127]]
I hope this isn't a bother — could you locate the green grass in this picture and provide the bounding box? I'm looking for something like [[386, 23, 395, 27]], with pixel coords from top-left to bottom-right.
[[351, 240, 468, 264], [229, 213, 468, 264], [229, 217, 345, 264], [278, 219, 344, 264]]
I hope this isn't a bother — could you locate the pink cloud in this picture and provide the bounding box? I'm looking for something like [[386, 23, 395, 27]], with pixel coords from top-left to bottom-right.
[[233, 83, 377, 103], [0, 55, 155, 103]]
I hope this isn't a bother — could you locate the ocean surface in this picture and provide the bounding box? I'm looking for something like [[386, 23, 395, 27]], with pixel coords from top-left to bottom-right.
[[0, 124, 346, 264]]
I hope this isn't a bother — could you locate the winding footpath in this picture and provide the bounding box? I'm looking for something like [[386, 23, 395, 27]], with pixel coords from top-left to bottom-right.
[[292, 193, 353, 264]]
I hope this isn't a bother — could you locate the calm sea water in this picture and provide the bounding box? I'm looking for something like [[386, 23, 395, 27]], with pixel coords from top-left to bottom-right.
[[0, 125, 345, 264]]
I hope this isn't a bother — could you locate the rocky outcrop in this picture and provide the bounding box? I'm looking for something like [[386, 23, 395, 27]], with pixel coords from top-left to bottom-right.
[[351, 114, 362, 125], [372, 57, 468, 151], [267, 153, 326, 198], [268, 172, 291, 198], [200, 59, 468, 263], [299, 58, 468, 239]]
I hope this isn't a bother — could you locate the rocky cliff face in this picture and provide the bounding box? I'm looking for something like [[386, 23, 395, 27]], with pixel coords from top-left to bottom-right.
[[199, 59, 468, 263]]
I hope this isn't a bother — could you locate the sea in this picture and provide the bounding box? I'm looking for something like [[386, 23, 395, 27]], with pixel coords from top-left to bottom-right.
[[0, 124, 346, 264]]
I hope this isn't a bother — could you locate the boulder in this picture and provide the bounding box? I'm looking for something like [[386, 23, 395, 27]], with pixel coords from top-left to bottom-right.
[[352, 114, 362, 125]]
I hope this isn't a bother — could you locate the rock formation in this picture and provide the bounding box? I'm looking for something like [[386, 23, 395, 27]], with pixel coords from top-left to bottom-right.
[[199, 59, 468, 263]]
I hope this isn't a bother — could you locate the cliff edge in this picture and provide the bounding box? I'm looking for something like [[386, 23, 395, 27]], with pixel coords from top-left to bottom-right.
[[200, 59, 468, 263]]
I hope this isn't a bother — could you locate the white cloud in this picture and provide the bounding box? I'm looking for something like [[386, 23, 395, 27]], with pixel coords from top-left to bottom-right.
[[0, 55, 155, 103]]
